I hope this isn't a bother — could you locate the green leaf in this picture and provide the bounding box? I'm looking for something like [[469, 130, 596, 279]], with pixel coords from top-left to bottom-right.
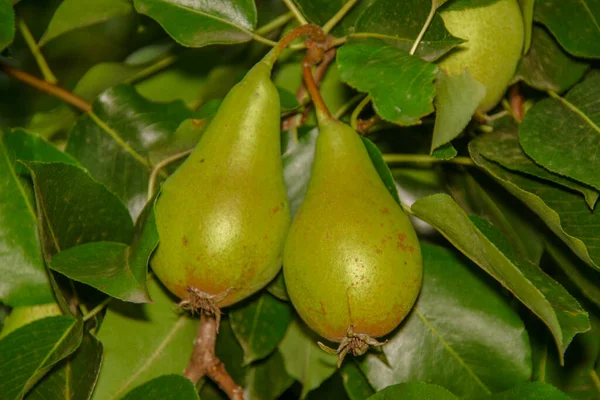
[[481, 382, 570, 399], [92, 278, 197, 400], [120, 375, 199, 400], [431, 143, 457, 160], [27, 331, 103, 400], [0, 316, 83, 399], [337, 37, 437, 126], [519, 73, 600, 191], [26, 162, 134, 256], [243, 350, 295, 400], [134, 0, 257, 47], [546, 238, 600, 310], [469, 137, 600, 270], [354, 0, 462, 61], [0, 0, 15, 51], [340, 362, 375, 400], [291, 0, 345, 26], [0, 131, 53, 306], [367, 382, 458, 399], [514, 26, 589, 93], [534, 0, 600, 58], [282, 126, 318, 217], [519, 0, 535, 53], [431, 69, 486, 153], [362, 137, 401, 204], [229, 292, 294, 365], [48, 199, 156, 303], [476, 129, 598, 209], [361, 243, 531, 398], [279, 318, 337, 398], [66, 85, 193, 219], [277, 86, 301, 112], [266, 271, 289, 301], [411, 194, 590, 360], [39, 0, 134, 46]]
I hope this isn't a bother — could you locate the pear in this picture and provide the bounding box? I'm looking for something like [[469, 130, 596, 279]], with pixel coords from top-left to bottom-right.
[[1, 303, 62, 339], [152, 58, 290, 308], [283, 114, 423, 353]]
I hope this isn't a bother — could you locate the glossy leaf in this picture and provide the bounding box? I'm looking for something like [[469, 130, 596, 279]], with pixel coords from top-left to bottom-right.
[[282, 126, 319, 217], [266, 271, 289, 301], [0, 316, 83, 399], [476, 129, 598, 209], [66, 85, 193, 219], [48, 199, 156, 303], [534, 0, 600, 58], [92, 278, 197, 400], [412, 194, 589, 359], [481, 382, 570, 399], [520, 73, 600, 191], [337, 37, 437, 126], [27, 331, 103, 400], [514, 26, 589, 93], [431, 70, 485, 153], [134, 0, 257, 47], [367, 382, 458, 399], [353, 0, 462, 61], [279, 318, 337, 398], [39, 0, 134, 46], [120, 375, 199, 400], [469, 138, 600, 270], [0, 131, 53, 306], [361, 243, 531, 398], [0, 0, 14, 51], [230, 292, 294, 365], [291, 0, 345, 26], [26, 162, 134, 256]]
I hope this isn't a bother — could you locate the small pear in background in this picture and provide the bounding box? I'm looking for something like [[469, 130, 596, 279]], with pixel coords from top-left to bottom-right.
[[283, 107, 423, 355], [152, 57, 290, 308]]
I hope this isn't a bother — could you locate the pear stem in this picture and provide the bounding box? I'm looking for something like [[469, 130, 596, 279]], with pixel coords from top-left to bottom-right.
[[262, 24, 328, 68], [302, 60, 332, 121]]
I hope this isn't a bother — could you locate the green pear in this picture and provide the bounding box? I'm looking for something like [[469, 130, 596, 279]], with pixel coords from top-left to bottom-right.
[[152, 58, 290, 308], [283, 115, 423, 344], [1, 303, 62, 339], [438, 0, 524, 112]]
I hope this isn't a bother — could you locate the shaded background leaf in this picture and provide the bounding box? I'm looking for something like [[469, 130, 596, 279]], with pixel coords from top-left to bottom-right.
[[120, 374, 199, 400]]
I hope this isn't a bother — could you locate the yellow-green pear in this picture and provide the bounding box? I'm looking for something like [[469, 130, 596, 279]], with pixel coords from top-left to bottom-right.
[[439, 0, 524, 112], [152, 57, 290, 308], [283, 113, 423, 346]]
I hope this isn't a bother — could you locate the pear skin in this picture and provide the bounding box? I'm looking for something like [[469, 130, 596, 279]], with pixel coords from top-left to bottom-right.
[[152, 61, 291, 308], [283, 117, 423, 342]]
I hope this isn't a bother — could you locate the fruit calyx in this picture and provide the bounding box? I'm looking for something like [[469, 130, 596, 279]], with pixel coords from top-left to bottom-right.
[[178, 286, 236, 331], [318, 325, 387, 367]]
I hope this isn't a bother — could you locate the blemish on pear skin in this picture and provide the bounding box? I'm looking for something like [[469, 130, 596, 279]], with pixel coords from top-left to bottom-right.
[[380, 207, 390, 215], [271, 205, 280, 214], [182, 237, 188, 246], [397, 233, 406, 242], [376, 247, 382, 254]]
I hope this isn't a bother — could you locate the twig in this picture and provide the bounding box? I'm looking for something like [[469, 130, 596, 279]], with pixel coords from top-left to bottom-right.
[[282, 0, 308, 25], [350, 95, 371, 131], [0, 62, 91, 112], [322, 0, 360, 34], [184, 314, 244, 400], [18, 20, 58, 84], [383, 154, 475, 166], [254, 12, 294, 36]]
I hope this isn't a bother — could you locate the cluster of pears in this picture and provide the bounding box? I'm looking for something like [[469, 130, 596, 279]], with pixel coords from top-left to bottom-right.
[[151, 44, 423, 360]]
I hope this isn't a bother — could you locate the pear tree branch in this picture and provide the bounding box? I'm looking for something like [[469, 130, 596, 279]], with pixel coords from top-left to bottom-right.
[[184, 313, 244, 400]]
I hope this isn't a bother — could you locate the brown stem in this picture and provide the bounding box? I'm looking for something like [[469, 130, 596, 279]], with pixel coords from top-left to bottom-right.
[[184, 313, 244, 400], [509, 84, 524, 122], [268, 24, 327, 64], [0, 62, 92, 113], [302, 57, 332, 121], [281, 47, 337, 130], [357, 115, 380, 135]]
